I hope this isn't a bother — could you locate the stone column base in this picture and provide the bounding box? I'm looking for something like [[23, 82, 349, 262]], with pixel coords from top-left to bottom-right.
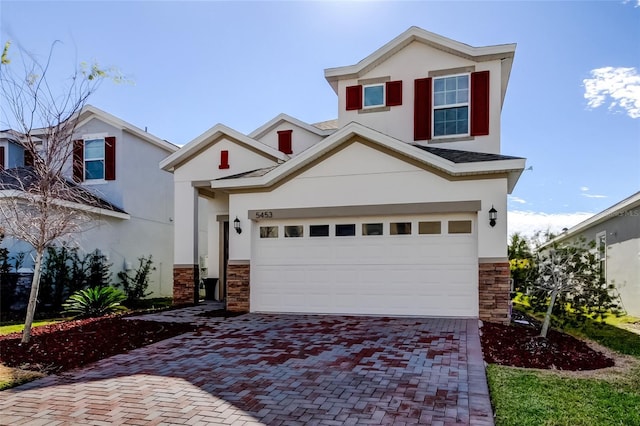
[[173, 265, 199, 306], [479, 261, 511, 324], [227, 262, 250, 313]]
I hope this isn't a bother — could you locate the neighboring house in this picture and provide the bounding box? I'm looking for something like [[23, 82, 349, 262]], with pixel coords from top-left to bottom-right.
[[161, 26, 526, 323], [543, 192, 640, 317], [0, 105, 178, 298]]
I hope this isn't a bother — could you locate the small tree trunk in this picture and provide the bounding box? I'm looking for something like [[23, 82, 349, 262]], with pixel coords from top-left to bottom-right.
[[540, 288, 559, 338], [21, 249, 44, 344]]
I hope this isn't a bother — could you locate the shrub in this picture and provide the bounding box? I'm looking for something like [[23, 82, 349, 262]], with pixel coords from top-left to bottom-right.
[[117, 255, 155, 306], [62, 286, 127, 318]]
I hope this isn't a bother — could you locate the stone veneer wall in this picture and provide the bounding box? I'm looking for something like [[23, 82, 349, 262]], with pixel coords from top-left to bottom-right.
[[173, 265, 199, 306], [478, 261, 511, 324], [227, 262, 250, 312]]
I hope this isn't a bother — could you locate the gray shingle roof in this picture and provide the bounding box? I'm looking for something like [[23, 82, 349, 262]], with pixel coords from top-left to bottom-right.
[[0, 167, 127, 214], [411, 145, 523, 163]]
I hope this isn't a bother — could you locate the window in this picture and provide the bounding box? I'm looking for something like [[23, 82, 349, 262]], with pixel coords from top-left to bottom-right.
[[390, 222, 412, 235], [84, 138, 105, 180], [419, 221, 441, 235], [362, 223, 383, 236], [433, 75, 469, 137], [73, 136, 116, 182], [414, 70, 489, 141], [448, 220, 472, 234], [346, 80, 402, 111], [310, 225, 330, 237], [260, 226, 278, 238], [363, 84, 384, 108], [335, 224, 356, 237], [284, 226, 303, 238]]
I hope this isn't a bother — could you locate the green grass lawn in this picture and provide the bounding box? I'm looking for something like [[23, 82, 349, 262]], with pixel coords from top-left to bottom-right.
[[488, 365, 640, 426], [0, 319, 64, 335], [487, 301, 640, 426]]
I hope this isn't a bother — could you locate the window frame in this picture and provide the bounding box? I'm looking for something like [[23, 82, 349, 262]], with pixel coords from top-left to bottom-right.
[[363, 83, 385, 109], [432, 73, 470, 139], [83, 137, 106, 182], [596, 231, 607, 277]]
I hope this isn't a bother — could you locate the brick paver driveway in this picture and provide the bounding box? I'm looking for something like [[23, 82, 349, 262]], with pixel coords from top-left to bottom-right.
[[1, 303, 494, 425]]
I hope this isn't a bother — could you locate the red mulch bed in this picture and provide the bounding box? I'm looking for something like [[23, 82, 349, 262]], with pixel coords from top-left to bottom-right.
[[0, 310, 615, 376], [480, 312, 614, 371], [0, 316, 195, 373]]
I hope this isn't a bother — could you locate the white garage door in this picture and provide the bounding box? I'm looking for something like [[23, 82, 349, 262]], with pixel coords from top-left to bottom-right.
[[251, 214, 478, 317]]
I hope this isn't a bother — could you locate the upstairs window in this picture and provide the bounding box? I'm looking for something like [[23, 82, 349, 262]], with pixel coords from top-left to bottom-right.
[[414, 70, 489, 141], [346, 80, 402, 111], [84, 138, 105, 180], [433, 75, 469, 137], [363, 84, 384, 108], [73, 136, 116, 182]]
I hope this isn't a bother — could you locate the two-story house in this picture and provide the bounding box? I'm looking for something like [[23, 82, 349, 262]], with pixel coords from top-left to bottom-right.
[[161, 27, 526, 323], [0, 105, 178, 298]]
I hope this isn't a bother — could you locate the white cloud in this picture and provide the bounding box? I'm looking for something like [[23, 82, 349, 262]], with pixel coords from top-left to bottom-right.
[[622, 0, 640, 7], [583, 67, 640, 118], [509, 196, 527, 204], [508, 210, 593, 238], [580, 186, 589, 192], [581, 193, 608, 199]]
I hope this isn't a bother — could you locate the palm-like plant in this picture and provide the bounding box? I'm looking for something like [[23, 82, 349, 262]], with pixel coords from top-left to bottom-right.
[[62, 286, 127, 318]]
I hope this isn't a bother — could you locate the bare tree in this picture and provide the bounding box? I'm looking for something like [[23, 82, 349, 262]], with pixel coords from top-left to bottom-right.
[[0, 40, 122, 343]]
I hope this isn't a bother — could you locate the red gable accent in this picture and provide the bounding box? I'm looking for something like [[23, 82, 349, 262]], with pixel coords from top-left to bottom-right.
[[385, 80, 403, 106], [219, 150, 230, 169], [277, 130, 293, 154], [414, 78, 432, 141], [346, 85, 363, 110], [471, 71, 490, 136], [105, 136, 116, 181]]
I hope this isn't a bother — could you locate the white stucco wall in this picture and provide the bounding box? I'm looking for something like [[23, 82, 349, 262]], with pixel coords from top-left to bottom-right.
[[227, 141, 508, 261], [171, 136, 278, 266], [336, 41, 504, 154]]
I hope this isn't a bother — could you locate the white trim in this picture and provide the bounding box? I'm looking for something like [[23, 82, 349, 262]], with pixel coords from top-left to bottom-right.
[[160, 123, 289, 172], [0, 189, 130, 220], [323, 26, 516, 107], [249, 113, 334, 140], [211, 122, 525, 191], [543, 191, 640, 247]]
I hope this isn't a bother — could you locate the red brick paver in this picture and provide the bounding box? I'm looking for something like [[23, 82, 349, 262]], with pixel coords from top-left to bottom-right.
[[1, 303, 494, 425]]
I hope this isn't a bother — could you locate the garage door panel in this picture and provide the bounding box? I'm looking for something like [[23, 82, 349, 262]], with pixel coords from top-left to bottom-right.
[[252, 216, 478, 316]]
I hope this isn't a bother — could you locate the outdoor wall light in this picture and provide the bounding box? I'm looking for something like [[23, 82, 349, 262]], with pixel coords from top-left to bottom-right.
[[233, 216, 242, 234], [489, 206, 498, 227]]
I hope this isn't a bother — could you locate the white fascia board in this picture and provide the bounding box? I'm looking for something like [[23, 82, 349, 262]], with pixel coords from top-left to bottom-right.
[[210, 122, 525, 191], [543, 191, 640, 247], [249, 113, 334, 139], [78, 105, 178, 153], [0, 190, 130, 220], [160, 123, 289, 172], [324, 26, 516, 93]]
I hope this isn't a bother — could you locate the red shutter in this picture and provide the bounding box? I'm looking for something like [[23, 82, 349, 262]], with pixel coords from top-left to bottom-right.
[[345, 85, 363, 110], [105, 136, 116, 180], [277, 130, 293, 154], [0, 147, 5, 170], [470, 71, 490, 136], [219, 150, 230, 169], [73, 139, 84, 182], [414, 78, 432, 141], [385, 80, 403, 106]]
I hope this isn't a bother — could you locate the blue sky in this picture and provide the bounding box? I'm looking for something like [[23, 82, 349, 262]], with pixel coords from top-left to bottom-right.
[[1, 1, 639, 236]]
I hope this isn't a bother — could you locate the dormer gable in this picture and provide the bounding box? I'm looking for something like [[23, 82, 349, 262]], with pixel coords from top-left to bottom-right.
[[325, 27, 516, 155], [249, 113, 334, 156]]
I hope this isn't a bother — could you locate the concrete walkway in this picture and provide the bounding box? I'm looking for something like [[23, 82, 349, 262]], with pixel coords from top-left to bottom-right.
[[0, 303, 494, 425]]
